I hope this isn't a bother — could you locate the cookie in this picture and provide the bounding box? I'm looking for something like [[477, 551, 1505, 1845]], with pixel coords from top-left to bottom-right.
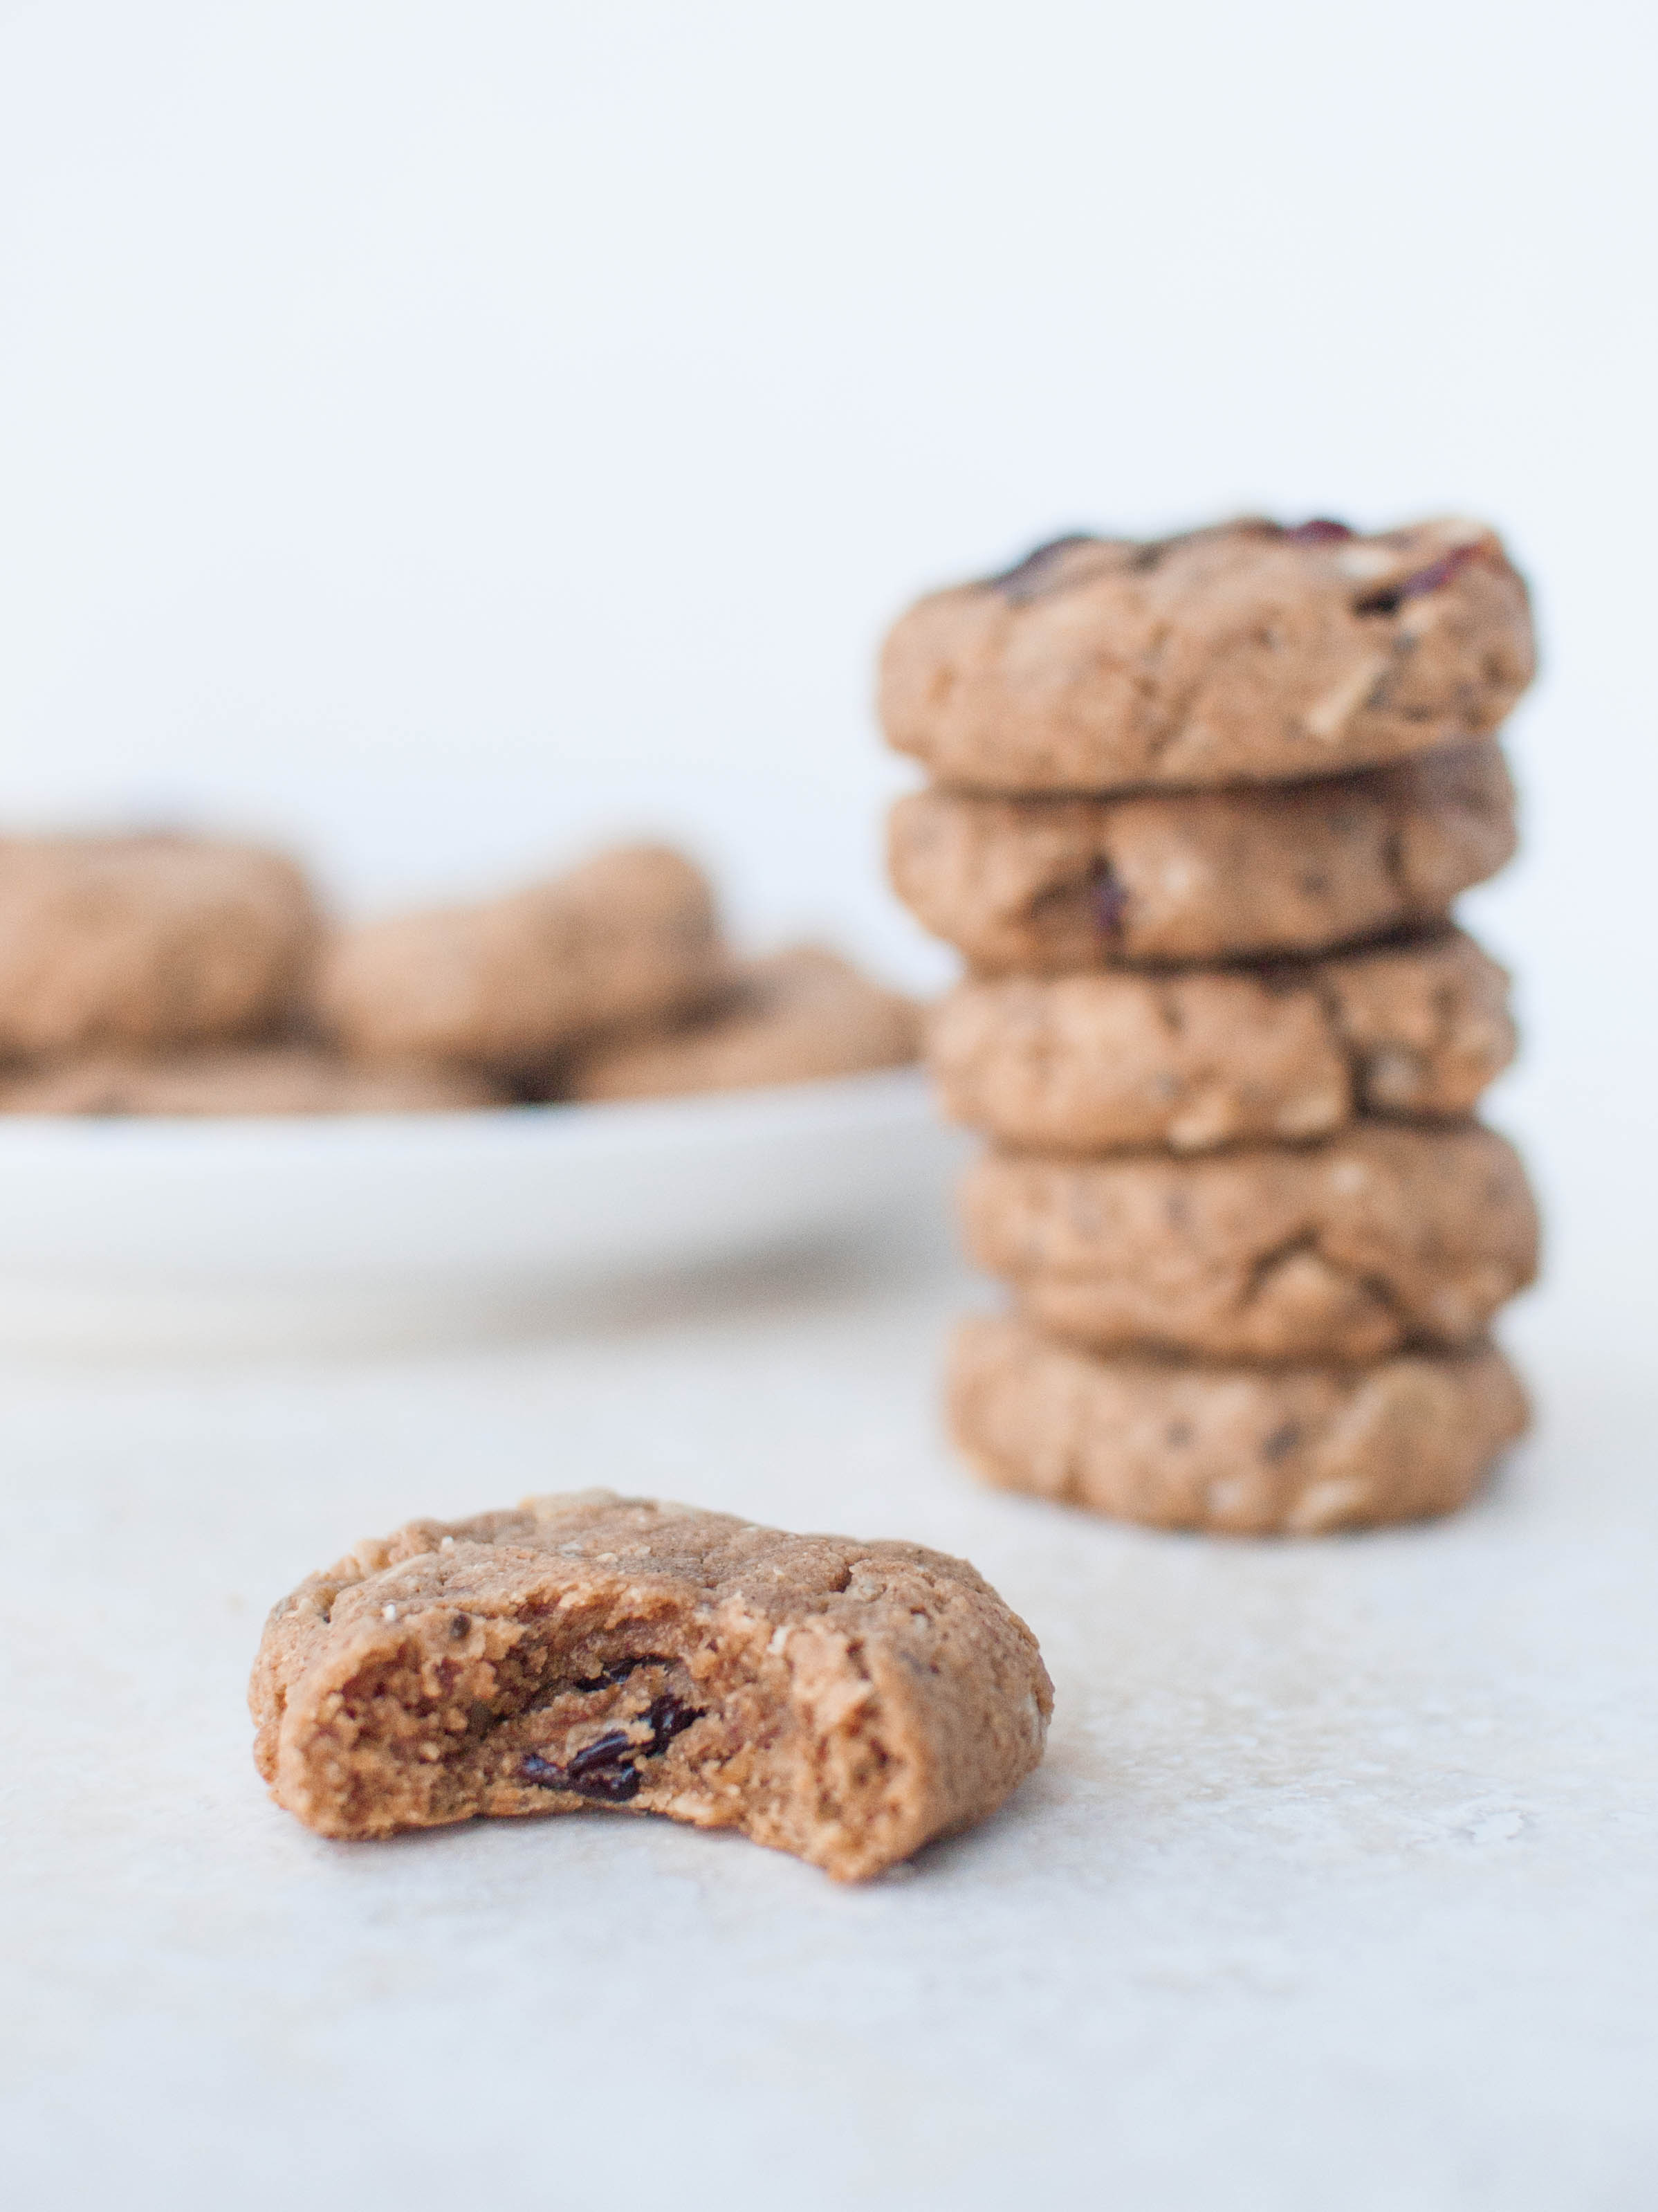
[[250, 1490, 1051, 1882], [948, 1315, 1528, 1534], [887, 740, 1516, 973], [961, 1123, 1538, 1363], [0, 832, 319, 1056], [318, 845, 724, 1072], [0, 1047, 504, 1117], [564, 946, 921, 1102], [928, 927, 1515, 1154], [881, 516, 1533, 794]]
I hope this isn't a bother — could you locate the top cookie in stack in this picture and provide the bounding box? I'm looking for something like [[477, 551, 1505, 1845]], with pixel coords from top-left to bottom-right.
[[880, 516, 1532, 794], [881, 515, 1538, 1539]]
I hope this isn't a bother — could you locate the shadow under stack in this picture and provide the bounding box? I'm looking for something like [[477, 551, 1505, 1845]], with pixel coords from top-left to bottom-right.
[[882, 517, 1539, 1535]]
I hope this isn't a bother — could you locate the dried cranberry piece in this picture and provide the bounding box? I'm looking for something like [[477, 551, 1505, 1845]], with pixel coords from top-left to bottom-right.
[[1354, 542, 1481, 616], [986, 534, 1100, 605], [522, 1732, 643, 1802], [519, 1685, 704, 1802], [645, 1693, 701, 1751], [1092, 870, 1128, 936], [1284, 518, 1353, 545]]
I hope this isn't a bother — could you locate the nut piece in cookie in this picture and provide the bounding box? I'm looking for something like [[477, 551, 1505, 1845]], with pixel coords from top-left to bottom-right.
[[0, 832, 320, 1055], [927, 927, 1515, 1154], [564, 946, 921, 1102], [250, 1490, 1052, 1881], [881, 515, 1534, 793], [317, 845, 724, 1075], [961, 1122, 1539, 1364], [887, 741, 1516, 974], [0, 1047, 504, 1117], [948, 1315, 1529, 1535]]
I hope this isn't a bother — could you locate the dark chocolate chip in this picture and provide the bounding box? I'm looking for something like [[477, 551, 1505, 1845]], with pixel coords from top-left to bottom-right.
[[1354, 543, 1481, 616], [1262, 1422, 1302, 1462], [450, 1613, 472, 1640], [986, 533, 1100, 605], [1284, 518, 1354, 544]]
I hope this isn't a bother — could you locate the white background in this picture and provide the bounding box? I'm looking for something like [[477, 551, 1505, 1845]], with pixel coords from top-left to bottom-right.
[[3, 5, 1656, 2207], [1, 0, 1652, 1367]]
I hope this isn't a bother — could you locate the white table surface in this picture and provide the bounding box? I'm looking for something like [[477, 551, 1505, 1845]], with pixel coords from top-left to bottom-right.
[[3, 1188, 1655, 2212]]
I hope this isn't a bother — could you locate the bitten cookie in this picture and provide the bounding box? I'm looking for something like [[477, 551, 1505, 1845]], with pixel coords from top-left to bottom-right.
[[564, 946, 921, 1102], [0, 1047, 504, 1117], [928, 928, 1515, 1154], [881, 516, 1533, 793], [0, 832, 319, 1055], [250, 1490, 1051, 1881], [318, 845, 724, 1073], [948, 1315, 1529, 1534], [888, 740, 1516, 973], [961, 1123, 1538, 1364]]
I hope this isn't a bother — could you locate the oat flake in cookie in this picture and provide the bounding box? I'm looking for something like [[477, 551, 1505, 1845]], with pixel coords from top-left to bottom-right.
[[880, 515, 1534, 794], [251, 1491, 1052, 1881]]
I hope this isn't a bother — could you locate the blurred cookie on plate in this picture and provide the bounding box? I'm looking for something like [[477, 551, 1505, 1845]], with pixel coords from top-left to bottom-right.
[[0, 1047, 504, 1117], [0, 832, 320, 1056], [317, 844, 725, 1075], [564, 946, 921, 1103]]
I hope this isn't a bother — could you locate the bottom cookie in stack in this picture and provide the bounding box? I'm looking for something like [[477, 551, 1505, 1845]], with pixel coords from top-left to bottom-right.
[[948, 1313, 1529, 1537]]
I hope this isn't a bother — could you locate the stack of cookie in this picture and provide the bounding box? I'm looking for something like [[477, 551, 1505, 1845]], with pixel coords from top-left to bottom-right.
[[881, 517, 1539, 1535]]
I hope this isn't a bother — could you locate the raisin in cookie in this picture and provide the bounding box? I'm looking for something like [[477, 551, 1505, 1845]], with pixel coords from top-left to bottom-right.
[[318, 845, 724, 1074], [881, 516, 1533, 794], [251, 1490, 1051, 1881], [948, 1315, 1528, 1535], [928, 928, 1515, 1154], [888, 741, 1515, 974], [0, 1047, 504, 1117], [0, 832, 319, 1055], [564, 946, 921, 1102], [961, 1123, 1538, 1364]]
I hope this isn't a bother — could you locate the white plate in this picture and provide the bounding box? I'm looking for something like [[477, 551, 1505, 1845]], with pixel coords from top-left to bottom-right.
[[0, 1067, 963, 1353]]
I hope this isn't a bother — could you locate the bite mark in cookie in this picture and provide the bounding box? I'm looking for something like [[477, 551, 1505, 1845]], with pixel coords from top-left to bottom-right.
[[251, 1491, 1052, 1881]]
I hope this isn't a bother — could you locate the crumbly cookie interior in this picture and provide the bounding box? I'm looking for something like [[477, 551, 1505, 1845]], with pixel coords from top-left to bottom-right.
[[251, 1499, 1050, 1880]]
